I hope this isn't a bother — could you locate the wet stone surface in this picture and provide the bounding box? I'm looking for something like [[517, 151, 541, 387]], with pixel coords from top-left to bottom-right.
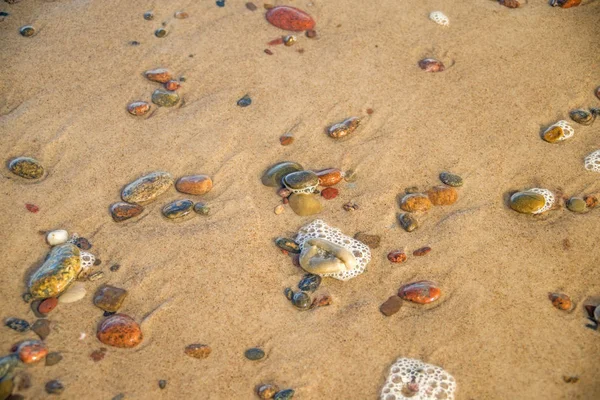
[[244, 348, 265, 361], [5, 318, 30, 332], [298, 274, 321, 292], [162, 199, 194, 220], [8, 157, 44, 179]]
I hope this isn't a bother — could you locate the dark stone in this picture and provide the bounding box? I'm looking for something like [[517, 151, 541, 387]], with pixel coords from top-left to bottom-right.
[[73, 237, 91, 250], [439, 172, 463, 187], [380, 296, 403, 316], [32, 319, 51, 340], [94, 258, 102, 266], [45, 352, 63, 366], [284, 288, 294, 300], [398, 213, 418, 232], [274, 389, 295, 399], [143, 11, 154, 20], [216, 0, 225, 7], [244, 348, 265, 361], [298, 274, 321, 292], [110, 264, 121, 272], [291, 292, 311, 310], [45, 380, 64, 395], [5, 318, 29, 332], [30, 301, 46, 318], [193, 202, 210, 215], [155, 28, 167, 38], [275, 237, 300, 253], [159, 380, 167, 390], [110, 202, 143, 222], [104, 311, 116, 317], [0, 354, 19, 382], [237, 95, 251, 107], [94, 285, 128, 312], [162, 199, 194, 220]]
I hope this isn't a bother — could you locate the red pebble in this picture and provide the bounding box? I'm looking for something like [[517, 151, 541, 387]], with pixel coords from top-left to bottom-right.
[[413, 246, 431, 256], [38, 297, 58, 314], [321, 187, 339, 200], [387, 251, 407, 263], [164, 80, 180, 91], [399, 280, 441, 304], [265, 6, 316, 31], [268, 37, 284, 45], [25, 204, 39, 213], [281, 249, 288, 256]]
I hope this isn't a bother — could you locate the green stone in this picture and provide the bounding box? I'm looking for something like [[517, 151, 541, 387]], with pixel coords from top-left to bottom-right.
[[288, 193, 322, 216], [283, 170, 319, 190], [193, 202, 210, 215], [261, 161, 303, 187], [8, 157, 44, 179], [162, 199, 194, 220], [398, 213, 418, 232], [439, 172, 463, 187], [152, 89, 179, 107], [121, 171, 173, 205], [291, 292, 311, 310], [566, 197, 587, 213], [19, 25, 35, 37], [244, 348, 265, 361], [274, 389, 295, 399], [284, 288, 294, 300], [45, 352, 63, 367], [0, 354, 19, 383], [155, 28, 167, 38], [509, 192, 546, 214], [275, 237, 300, 253]]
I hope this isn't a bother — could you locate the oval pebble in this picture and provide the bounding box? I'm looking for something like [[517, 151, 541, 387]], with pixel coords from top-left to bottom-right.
[[321, 187, 339, 200], [266, 6, 315, 31], [5, 318, 30, 332], [19, 25, 35, 37], [145, 68, 172, 83], [439, 172, 463, 187], [288, 193, 322, 216], [548, 293, 572, 310], [274, 389, 295, 400], [298, 274, 321, 292], [46, 230, 68, 246], [509, 191, 546, 214], [399, 193, 432, 212], [244, 348, 265, 361], [97, 314, 143, 348], [291, 291, 311, 310], [121, 171, 173, 205], [38, 297, 58, 314], [127, 101, 151, 116], [152, 89, 180, 107], [258, 384, 280, 399], [427, 185, 458, 206], [398, 280, 441, 304], [275, 237, 300, 253], [17, 340, 48, 364], [162, 199, 194, 220], [184, 343, 212, 359], [315, 168, 343, 187], [398, 213, 418, 232], [566, 197, 587, 213], [387, 251, 407, 263], [175, 175, 213, 195], [8, 157, 44, 179], [193, 202, 210, 215], [110, 202, 144, 222]]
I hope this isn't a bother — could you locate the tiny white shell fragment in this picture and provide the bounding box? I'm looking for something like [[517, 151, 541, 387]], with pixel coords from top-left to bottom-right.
[[58, 282, 87, 304], [46, 230, 69, 246], [584, 150, 600, 173], [429, 11, 449, 26]]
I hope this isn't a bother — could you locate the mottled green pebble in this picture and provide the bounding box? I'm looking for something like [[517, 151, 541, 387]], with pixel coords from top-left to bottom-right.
[[284, 287, 294, 301], [8, 157, 44, 179], [291, 292, 311, 310], [566, 197, 587, 213], [244, 348, 265, 361], [152, 88, 180, 107], [193, 202, 210, 215], [19, 25, 35, 37], [162, 199, 194, 220], [275, 237, 300, 253], [439, 172, 463, 187], [398, 213, 418, 232], [274, 389, 295, 399]]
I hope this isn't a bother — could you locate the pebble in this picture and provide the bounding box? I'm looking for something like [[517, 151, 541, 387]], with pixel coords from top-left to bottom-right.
[[569, 109, 595, 126], [288, 194, 322, 216], [542, 121, 574, 143], [246, 2, 258, 11], [315, 168, 343, 187], [87, 271, 104, 281], [321, 187, 338, 200], [19, 25, 35, 37], [162, 199, 195, 220], [38, 297, 58, 314], [121, 171, 173, 205], [398, 213, 418, 232], [237, 95, 252, 107], [110, 202, 144, 222], [145, 68, 172, 83], [164, 80, 181, 91], [264, 49, 274, 55], [439, 172, 463, 187], [216, 0, 225, 7], [353, 233, 381, 249], [244, 348, 265, 361], [311, 293, 332, 308], [174, 11, 189, 19], [283, 170, 319, 192], [550, 0, 581, 8], [152, 88, 180, 107], [413, 246, 431, 256], [175, 175, 213, 195], [380, 295, 403, 316], [265, 6, 315, 31], [46, 230, 68, 246], [8, 157, 44, 179], [274, 204, 285, 215], [45, 380, 64, 395], [97, 314, 143, 348], [159, 380, 167, 389], [400, 193, 432, 212], [90, 348, 106, 362], [499, 0, 520, 8], [548, 293, 572, 310], [291, 291, 311, 310], [143, 11, 154, 20], [427, 186, 458, 206], [327, 117, 361, 139], [275, 237, 300, 253], [509, 191, 546, 214], [283, 35, 296, 46], [306, 29, 317, 38], [32, 319, 51, 340], [274, 389, 295, 399], [342, 201, 359, 211], [418, 58, 445, 72], [399, 280, 441, 304], [45, 352, 62, 366], [279, 132, 294, 146], [298, 274, 321, 292], [184, 344, 212, 359], [261, 161, 303, 187], [344, 169, 357, 182], [58, 282, 86, 303], [5, 318, 30, 332], [94, 285, 128, 312], [284, 287, 294, 300], [257, 384, 279, 399], [584, 194, 598, 208], [155, 28, 167, 38], [73, 237, 92, 250], [110, 264, 121, 272], [17, 340, 48, 364], [28, 243, 82, 300], [193, 202, 210, 215], [387, 251, 407, 263], [566, 197, 587, 213], [0, 354, 19, 383], [25, 203, 39, 213], [127, 101, 151, 116]]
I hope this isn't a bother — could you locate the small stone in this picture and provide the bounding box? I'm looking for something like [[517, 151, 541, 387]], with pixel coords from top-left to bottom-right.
[[398, 213, 418, 232], [88, 271, 104, 281], [275, 237, 300, 253], [563, 376, 579, 384], [22, 293, 32, 303], [399, 281, 441, 304], [283, 170, 319, 191], [8, 157, 44, 179], [509, 191, 546, 214], [342, 201, 359, 211], [237, 95, 252, 107], [244, 348, 265, 361], [354, 233, 380, 249], [164, 80, 180, 91], [274, 204, 285, 215], [127, 101, 151, 116], [32, 319, 51, 340], [327, 117, 361, 139], [315, 168, 343, 187], [25, 203, 39, 213], [90, 348, 106, 362], [266, 6, 315, 31], [280, 133, 294, 146], [129, 41, 140, 46], [73, 237, 91, 250], [344, 169, 357, 182], [439, 172, 463, 187], [413, 246, 431, 257], [549, 293, 572, 310], [321, 187, 339, 200], [261, 161, 304, 187], [38, 297, 58, 314], [499, 0, 520, 8], [45, 380, 64, 395], [97, 314, 143, 348], [145, 68, 172, 83], [110, 264, 121, 272], [174, 11, 189, 19], [159, 380, 167, 389], [387, 251, 407, 263], [298, 274, 321, 292], [184, 344, 212, 359], [399, 193, 432, 212], [58, 282, 86, 303], [291, 292, 311, 310], [94, 285, 128, 312], [542, 126, 565, 143], [152, 88, 180, 107], [193, 202, 210, 215], [17, 340, 48, 364], [45, 352, 62, 366], [284, 287, 294, 300], [143, 11, 154, 20], [175, 175, 213, 195], [551, 0, 581, 8], [257, 384, 279, 399], [110, 202, 143, 222], [19, 25, 35, 37], [216, 0, 225, 7], [5, 318, 29, 332], [306, 29, 317, 38], [278, 188, 291, 198], [162, 199, 195, 220], [380, 295, 403, 316], [311, 293, 332, 308], [155, 28, 167, 38], [264, 49, 273, 55], [274, 389, 295, 399], [283, 197, 289, 204], [46, 230, 68, 246], [246, 2, 257, 11], [283, 35, 296, 46], [418, 58, 445, 72], [288, 194, 322, 216], [121, 171, 173, 205], [31, 301, 45, 317], [427, 186, 458, 206], [566, 197, 587, 213]]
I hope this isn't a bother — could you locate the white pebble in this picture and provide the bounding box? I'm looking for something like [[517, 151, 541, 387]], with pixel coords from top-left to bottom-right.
[[429, 11, 449, 26], [46, 230, 69, 246], [58, 282, 86, 304]]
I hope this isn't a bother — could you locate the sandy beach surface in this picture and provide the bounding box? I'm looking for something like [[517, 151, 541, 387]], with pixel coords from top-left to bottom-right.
[[1, 0, 600, 399]]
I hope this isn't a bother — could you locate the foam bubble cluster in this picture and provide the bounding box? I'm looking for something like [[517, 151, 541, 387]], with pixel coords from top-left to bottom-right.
[[80, 252, 95, 269], [380, 358, 456, 400], [545, 120, 574, 141], [528, 188, 555, 214], [429, 11, 449, 26], [584, 150, 600, 173], [295, 220, 371, 281]]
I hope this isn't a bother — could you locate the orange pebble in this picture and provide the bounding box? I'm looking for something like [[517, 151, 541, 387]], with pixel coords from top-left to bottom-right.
[[17, 340, 48, 364], [38, 297, 58, 314]]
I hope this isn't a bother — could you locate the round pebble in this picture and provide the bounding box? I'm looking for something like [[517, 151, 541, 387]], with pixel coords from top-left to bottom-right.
[[244, 348, 265, 361], [184, 344, 212, 359], [237, 95, 252, 107], [291, 291, 311, 310], [398, 213, 418, 232], [261, 161, 303, 187], [257, 384, 280, 399], [5, 318, 30, 332], [399, 280, 441, 304], [155, 28, 167, 38], [45, 380, 64, 395], [152, 88, 180, 107], [418, 58, 445, 72], [17, 340, 48, 364], [97, 314, 143, 348], [566, 197, 587, 213], [288, 194, 322, 216], [159, 380, 167, 389], [193, 202, 210, 215], [32, 319, 51, 340], [165, 80, 181, 91], [439, 172, 463, 187], [127, 101, 151, 116], [8, 157, 44, 179], [387, 251, 407, 263], [509, 191, 546, 214], [283, 35, 296, 46], [399, 193, 432, 212], [380, 295, 403, 316], [283, 171, 319, 192], [38, 297, 58, 314], [274, 389, 295, 399], [274, 204, 285, 215], [298, 274, 321, 292], [280, 133, 294, 146], [427, 186, 458, 206], [143, 11, 154, 20], [19, 25, 35, 37], [175, 175, 213, 195], [266, 6, 315, 31]]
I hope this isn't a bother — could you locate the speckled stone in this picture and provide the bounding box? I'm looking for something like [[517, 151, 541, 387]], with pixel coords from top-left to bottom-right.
[[315, 168, 343, 187], [5, 318, 30, 332], [110, 202, 144, 222], [145, 68, 171, 83], [97, 314, 143, 348], [398, 281, 441, 304], [175, 175, 213, 195], [162, 199, 194, 220], [427, 185, 458, 206], [152, 89, 180, 107], [261, 161, 303, 187], [8, 157, 44, 179], [94, 286, 128, 312], [19, 25, 35, 37], [121, 171, 173, 205], [17, 340, 48, 364], [298, 274, 321, 292], [398, 213, 418, 232], [257, 384, 280, 399], [244, 348, 265, 361], [275, 237, 300, 253], [193, 202, 210, 215], [439, 172, 463, 187], [184, 344, 212, 359]]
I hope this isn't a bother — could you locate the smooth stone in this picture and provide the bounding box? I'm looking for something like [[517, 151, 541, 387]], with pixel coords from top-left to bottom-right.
[[380, 295, 403, 316], [17, 340, 48, 364], [284, 287, 294, 301], [159, 380, 167, 389], [237, 95, 252, 107], [566, 197, 587, 213], [143, 11, 154, 20], [261, 161, 303, 187], [121, 171, 173, 205], [93, 286, 128, 312], [266, 6, 315, 31], [8, 157, 44, 179], [353, 233, 380, 249], [193, 202, 210, 215], [321, 187, 339, 200], [387, 251, 407, 263], [327, 117, 360, 139], [569, 109, 595, 126], [5, 318, 29, 332], [298, 274, 321, 292], [0, 354, 19, 383], [45, 380, 64, 395], [299, 238, 356, 274], [398, 213, 418, 232], [509, 191, 546, 214], [291, 292, 311, 310], [288, 193, 322, 216], [184, 344, 211, 359], [244, 348, 265, 361], [418, 58, 445, 72], [32, 319, 51, 340], [155, 28, 167, 37], [413, 246, 432, 256], [279, 132, 294, 146], [548, 293, 572, 310], [152, 89, 180, 107], [398, 280, 441, 304], [73, 237, 91, 250], [283, 170, 319, 190], [427, 185, 458, 206], [257, 384, 280, 399], [542, 126, 565, 143], [175, 175, 213, 195], [46, 230, 68, 246], [97, 314, 143, 348], [275, 237, 300, 253], [28, 243, 82, 300], [45, 352, 62, 366], [38, 297, 58, 314], [315, 168, 343, 186], [439, 172, 463, 187], [145, 68, 172, 83], [127, 101, 151, 116], [110, 202, 143, 222], [162, 199, 194, 219], [19, 25, 35, 37], [165, 80, 180, 91], [399, 193, 432, 212], [58, 282, 86, 303], [274, 389, 295, 400]]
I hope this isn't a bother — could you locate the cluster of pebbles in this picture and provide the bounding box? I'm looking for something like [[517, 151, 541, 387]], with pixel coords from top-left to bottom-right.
[[110, 171, 212, 222], [143, 9, 190, 38], [548, 292, 600, 330], [509, 188, 599, 215], [263, 5, 318, 55], [127, 68, 183, 117]]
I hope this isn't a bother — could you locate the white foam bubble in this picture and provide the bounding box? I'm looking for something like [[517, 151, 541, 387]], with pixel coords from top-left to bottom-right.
[[584, 150, 600, 173], [380, 357, 456, 400], [429, 11, 449, 26], [528, 188, 555, 214], [544, 120, 574, 141]]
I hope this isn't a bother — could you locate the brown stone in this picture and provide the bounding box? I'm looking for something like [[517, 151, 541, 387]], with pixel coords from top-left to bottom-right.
[[311, 293, 333, 308], [94, 286, 128, 312], [97, 314, 143, 348], [399, 281, 441, 304], [184, 344, 212, 359], [175, 175, 213, 195], [315, 168, 343, 186], [17, 340, 48, 364], [265, 6, 315, 31], [399, 193, 432, 212], [246, 2, 258, 11], [321, 187, 339, 200], [548, 293, 572, 310], [279, 133, 294, 146], [306, 29, 317, 38], [127, 101, 151, 116], [499, 0, 520, 8], [264, 49, 273, 55], [145, 68, 172, 83], [413, 246, 431, 257], [584, 194, 599, 208], [354, 233, 381, 249], [174, 11, 189, 19], [38, 297, 58, 314], [387, 250, 407, 263], [164, 80, 180, 91], [427, 186, 458, 206], [380, 295, 403, 316], [418, 58, 445, 72], [110, 202, 143, 222]]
